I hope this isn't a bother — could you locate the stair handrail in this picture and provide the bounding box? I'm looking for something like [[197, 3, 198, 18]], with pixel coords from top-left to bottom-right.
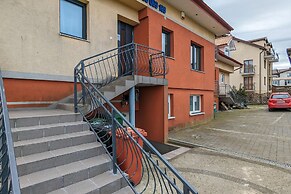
[[0, 71, 21, 194], [74, 44, 198, 194]]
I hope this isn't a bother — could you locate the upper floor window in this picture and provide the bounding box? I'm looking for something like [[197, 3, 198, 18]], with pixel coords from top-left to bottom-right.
[[224, 47, 230, 56], [60, 0, 87, 39], [191, 43, 202, 71], [243, 60, 254, 73], [162, 29, 172, 57], [220, 73, 225, 83]]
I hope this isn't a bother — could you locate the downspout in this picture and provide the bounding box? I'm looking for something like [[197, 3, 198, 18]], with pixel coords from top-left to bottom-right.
[[259, 49, 264, 104]]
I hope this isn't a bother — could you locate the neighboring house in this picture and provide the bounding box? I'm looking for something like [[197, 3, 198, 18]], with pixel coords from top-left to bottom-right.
[[216, 35, 278, 103], [1, 0, 233, 141], [272, 68, 291, 86], [214, 49, 243, 109]]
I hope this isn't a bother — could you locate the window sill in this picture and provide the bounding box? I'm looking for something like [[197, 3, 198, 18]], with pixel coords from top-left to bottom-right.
[[168, 116, 176, 120], [189, 112, 205, 116], [165, 56, 175, 60], [191, 69, 205, 74], [59, 33, 90, 43]]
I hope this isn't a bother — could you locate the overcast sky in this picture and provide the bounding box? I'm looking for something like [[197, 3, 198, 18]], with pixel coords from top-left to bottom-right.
[[203, 0, 291, 69]]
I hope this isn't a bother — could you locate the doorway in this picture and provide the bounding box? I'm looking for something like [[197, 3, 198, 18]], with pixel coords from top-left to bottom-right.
[[118, 21, 134, 76]]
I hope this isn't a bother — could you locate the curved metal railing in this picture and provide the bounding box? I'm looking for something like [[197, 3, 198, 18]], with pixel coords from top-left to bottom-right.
[[75, 43, 168, 90], [0, 71, 21, 194], [74, 44, 198, 194]]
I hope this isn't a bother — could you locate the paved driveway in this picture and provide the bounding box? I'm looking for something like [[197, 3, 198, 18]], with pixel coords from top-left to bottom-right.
[[169, 105, 291, 168]]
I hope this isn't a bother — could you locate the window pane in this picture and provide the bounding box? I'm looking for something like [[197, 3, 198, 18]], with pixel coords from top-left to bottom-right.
[[195, 96, 200, 111], [190, 96, 193, 112], [60, 0, 84, 38], [168, 95, 171, 117], [191, 44, 202, 70], [162, 33, 166, 53], [196, 46, 201, 70], [162, 30, 171, 56]]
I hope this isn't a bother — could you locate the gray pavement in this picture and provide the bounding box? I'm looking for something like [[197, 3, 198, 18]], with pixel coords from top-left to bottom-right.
[[167, 147, 291, 194], [169, 105, 291, 167]]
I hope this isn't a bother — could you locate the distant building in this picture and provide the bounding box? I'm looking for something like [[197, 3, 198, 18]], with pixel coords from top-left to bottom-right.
[[214, 48, 242, 109], [272, 68, 291, 86], [216, 35, 279, 103]]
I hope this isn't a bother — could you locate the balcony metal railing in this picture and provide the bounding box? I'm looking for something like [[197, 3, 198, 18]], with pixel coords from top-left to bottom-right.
[[0, 71, 21, 194], [74, 43, 198, 194], [242, 66, 255, 75]]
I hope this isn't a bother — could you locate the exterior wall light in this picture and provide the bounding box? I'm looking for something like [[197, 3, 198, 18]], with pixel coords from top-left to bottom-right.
[[181, 11, 186, 20]]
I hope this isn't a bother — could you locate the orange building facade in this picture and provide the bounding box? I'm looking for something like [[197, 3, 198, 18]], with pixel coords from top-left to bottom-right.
[[135, 7, 223, 130]]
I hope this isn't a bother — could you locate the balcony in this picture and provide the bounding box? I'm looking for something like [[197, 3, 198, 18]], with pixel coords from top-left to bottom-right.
[[241, 66, 255, 76]]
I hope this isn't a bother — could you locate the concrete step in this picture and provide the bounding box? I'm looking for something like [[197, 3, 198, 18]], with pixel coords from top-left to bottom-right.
[[14, 131, 96, 157], [12, 121, 89, 142], [47, 171, 126, 194], [17, 142, 104, 176], [112, 186, 134, 194], [20, 155, 112, 194], [57, 103, 91, 112], [57, 103, 76, 112], [10, 112, 82, 128]]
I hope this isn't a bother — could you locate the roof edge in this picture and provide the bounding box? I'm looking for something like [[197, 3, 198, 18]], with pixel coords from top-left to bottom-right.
[[233, 37, 266, 50], [191, 0, 234, 31], [217, 50, 243, 67]]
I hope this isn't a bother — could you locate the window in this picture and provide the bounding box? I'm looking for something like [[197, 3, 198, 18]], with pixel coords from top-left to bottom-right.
[[264, 77, 266, 85], [220, 73, 225, 83], [224, 47, 230, 56], [168, 94, 174, 119], [162, 29, 171, 57], [243, 60, 254, 73], [273, 80, 279, 86], [60, 0, 87, 39], [190, 95, 201, 114], [244, 77, 254, 90], [191, 43, 202, 71]]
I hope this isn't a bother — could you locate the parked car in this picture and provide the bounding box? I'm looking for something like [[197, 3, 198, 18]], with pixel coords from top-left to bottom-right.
[[268, 92, 291, 111]]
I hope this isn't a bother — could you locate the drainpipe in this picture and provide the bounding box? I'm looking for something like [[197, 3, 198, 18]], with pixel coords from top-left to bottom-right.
[[129, 87, 135, 127], [259, 49, 264, 104]]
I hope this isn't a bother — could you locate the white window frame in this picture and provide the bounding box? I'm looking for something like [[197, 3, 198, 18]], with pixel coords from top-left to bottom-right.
[[191, 43, 202, 71], [190, 95, 201, 115], [168, 94, 175, 119]]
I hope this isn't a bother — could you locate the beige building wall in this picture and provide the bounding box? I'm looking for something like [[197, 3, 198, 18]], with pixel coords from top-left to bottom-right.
[[0, 0, 216, 81], [229, 40, 269, 94], [0, 0, 140, 78]]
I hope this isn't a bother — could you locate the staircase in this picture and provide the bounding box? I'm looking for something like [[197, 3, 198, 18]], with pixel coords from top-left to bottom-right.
[[1, 43, 198, 194], [56, 76, 135, 112], [9, 109, 132, 194]]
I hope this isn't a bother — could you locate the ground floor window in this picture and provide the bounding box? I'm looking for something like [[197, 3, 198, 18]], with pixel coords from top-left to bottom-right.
[[244, 77, 253, 90], [190, 95, 201, 114], [168, 94, 174, 119]]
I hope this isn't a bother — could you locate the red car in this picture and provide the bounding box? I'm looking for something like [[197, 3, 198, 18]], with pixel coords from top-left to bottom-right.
[[268, 92, 291, 111]]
